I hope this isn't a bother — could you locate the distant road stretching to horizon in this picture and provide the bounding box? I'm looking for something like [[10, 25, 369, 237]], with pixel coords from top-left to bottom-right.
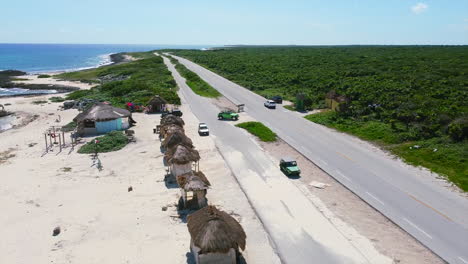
[[171, 54, 468, 264]]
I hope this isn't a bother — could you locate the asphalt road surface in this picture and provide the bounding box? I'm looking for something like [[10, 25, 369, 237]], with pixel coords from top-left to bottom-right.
[[163, 56, 385, 264], [169, 54, 468, 264]]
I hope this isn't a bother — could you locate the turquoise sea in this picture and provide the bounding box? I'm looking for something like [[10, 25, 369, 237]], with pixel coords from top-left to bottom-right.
[[0, 43, 210, 73], [0, 43, 212, 96]]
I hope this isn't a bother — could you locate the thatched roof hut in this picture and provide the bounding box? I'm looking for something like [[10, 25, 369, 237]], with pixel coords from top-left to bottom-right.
[[187, 206, 246, 254], [160, 123, 185, 138], [162, 131, 193, 149], [177, 171, 211, 191], [160, 114, 185, 127], [74, 103, 131, 123], [73, 103, 132, 136], [147, 96, 167, 113], [165, 144, 200, 165]]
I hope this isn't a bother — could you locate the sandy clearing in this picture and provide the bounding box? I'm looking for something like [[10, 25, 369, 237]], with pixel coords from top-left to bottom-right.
[[0, 92, 280, 264]]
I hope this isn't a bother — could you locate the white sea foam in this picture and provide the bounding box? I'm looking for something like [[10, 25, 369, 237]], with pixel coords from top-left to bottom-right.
[[0, 115, 14, 131], [0, 87, 57, 97]]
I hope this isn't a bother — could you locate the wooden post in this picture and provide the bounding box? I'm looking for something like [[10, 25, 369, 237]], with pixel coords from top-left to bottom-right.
[[49, 132, 53, 147], [59, 134, 62, 152], [53, 127, 58, 144], [44, 133, 48, 153], [62, 131, 65, 146]]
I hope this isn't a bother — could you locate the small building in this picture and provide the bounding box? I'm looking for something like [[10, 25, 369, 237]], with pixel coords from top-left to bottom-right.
[[147, 95, 167, 113], [165, 144, 200, 178], [177, 171, 210, 210], [73, 103, 131, 136], [187, 206, 246, 264], [162, 130, 193, 150], [325, 90, 349, 112]]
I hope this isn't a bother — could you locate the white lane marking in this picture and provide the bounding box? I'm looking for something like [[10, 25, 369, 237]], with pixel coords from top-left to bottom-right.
[[459, 257, 468, 264], [403, 218, 433, 239], [335, 170, 352, 182], [316, 158, 328, 166], [366, 191, 385, 206]]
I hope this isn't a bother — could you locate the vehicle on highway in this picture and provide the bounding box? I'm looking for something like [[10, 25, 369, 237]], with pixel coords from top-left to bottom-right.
[[280, 157, 300, 177], [198, 123, 209, 136], [218, 110, 239, 120], [264, 100, 277, 109], [271, 96, 283, 104], [161, 109, 183, 118]]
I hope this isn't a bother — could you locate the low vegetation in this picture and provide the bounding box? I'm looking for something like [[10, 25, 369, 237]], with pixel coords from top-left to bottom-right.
[[78, 131, 128, 154], [38, 74, 51, 78], [174, 46, 468, 190], [236, 121, 277, 142], [306, 111, 468, 191], [49, 96, 65, 102], [171, 57, 221, 98], [32, 100, 48, 105], [57, 56, 180, 108]]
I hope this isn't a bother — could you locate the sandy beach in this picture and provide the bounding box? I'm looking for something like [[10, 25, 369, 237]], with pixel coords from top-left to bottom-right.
[[0, 86, 280, 264]]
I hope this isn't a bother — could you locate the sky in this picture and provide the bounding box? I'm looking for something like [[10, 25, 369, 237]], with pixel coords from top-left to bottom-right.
[[1, 0, 467, 45]]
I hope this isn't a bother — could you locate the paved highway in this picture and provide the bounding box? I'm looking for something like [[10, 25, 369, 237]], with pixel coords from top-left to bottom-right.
[[162, 56, 389, 264], [170, 54, 468, 264]]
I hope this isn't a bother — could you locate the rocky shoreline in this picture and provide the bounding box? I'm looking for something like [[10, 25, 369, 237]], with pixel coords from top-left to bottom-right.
[[0, 53, 127, 98]]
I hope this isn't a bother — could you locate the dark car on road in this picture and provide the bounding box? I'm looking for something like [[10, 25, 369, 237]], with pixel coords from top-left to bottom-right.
[[271, 96, 283, 104]]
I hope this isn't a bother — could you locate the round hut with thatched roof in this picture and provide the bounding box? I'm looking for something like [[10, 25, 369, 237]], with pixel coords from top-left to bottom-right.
[[165, 144, 200, 178], [177, 171, 210, 210], [162, 130, 193, 150], [73, 103, 132, 136], [160, 114, 185, 127], [187, 205, 246, 264], [147, 95, 167, 113], [160, 123, 185, 139]]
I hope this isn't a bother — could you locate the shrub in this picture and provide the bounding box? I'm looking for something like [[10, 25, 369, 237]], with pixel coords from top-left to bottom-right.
[[32, 100, 48, 105], [49, 96, 65, 102], [78, 131, 128, 154], [38, 74, 51, 78], [448, 117, 468, 142], [236, 121, 277, 142], [66, 90, 93, 100]]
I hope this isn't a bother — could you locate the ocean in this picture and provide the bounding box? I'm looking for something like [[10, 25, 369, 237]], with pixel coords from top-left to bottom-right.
[[0, 43, 211, 73], [0, 43, 213, 96]]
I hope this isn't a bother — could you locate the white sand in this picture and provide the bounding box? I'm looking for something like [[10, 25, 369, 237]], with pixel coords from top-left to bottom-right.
[[0, 93, 280, 263]]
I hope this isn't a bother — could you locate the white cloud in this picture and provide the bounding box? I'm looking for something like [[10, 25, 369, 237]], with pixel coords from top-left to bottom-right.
[[411, 3, 428, 14]]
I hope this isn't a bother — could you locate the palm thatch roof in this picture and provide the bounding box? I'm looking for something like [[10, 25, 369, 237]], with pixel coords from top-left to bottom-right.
[[165, 144, 200, 165], [162, 131, 193, 149], [147, 95, 166, 105], [160, 123, 184, 137], [187, 206, 246, 254], [177, 170, 211, 191], [73, 103, 130, 122], [160, 114, 185, 127]]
